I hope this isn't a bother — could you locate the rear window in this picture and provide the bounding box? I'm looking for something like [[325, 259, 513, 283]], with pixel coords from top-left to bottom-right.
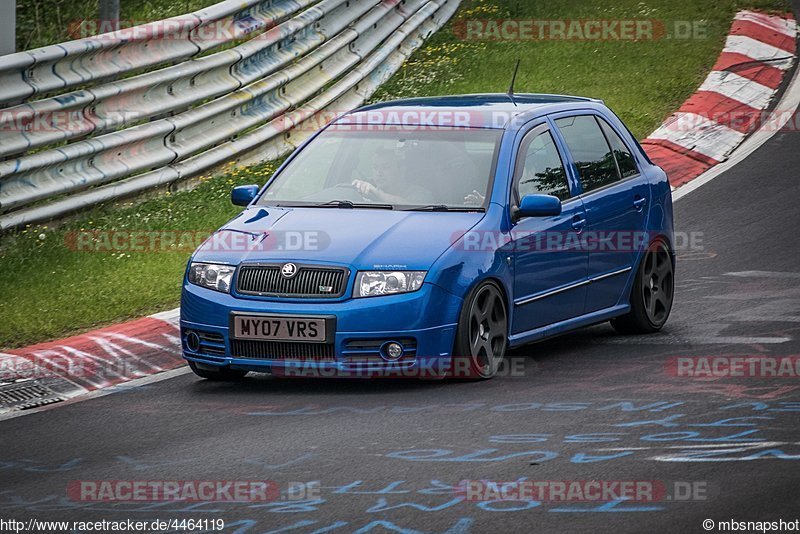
[[598, 118, 639, 178], [555, 115, 619, 193]]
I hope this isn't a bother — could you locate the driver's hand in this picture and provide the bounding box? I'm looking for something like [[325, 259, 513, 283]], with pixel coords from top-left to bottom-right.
[[352, 179, 376, 198], [464, 189, 485, 205]]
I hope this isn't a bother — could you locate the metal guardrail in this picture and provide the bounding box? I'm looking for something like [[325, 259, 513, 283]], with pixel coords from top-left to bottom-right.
[[0, 0, 460, 231]]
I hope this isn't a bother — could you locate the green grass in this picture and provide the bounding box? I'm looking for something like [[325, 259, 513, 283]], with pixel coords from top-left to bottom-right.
[[0, 0, 790, 348], [0, 163, 279, 348], [16, 0, 214, 51]]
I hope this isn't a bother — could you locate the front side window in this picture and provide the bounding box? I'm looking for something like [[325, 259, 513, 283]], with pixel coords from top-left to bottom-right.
[[259, 126, 503, 209], [514, 129, 570, 201], [554, 115, 620, 193]]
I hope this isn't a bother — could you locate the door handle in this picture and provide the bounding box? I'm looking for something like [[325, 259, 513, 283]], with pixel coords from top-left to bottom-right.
[[571, 215, 586, 232], [633, 196, 647, 211]]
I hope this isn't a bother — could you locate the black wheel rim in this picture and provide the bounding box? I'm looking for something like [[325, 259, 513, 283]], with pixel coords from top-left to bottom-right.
[[467, 284, 508, 377], [641, 241, 674, 327]]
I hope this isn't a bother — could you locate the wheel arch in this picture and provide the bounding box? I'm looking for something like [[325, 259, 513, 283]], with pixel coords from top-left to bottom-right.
[[648, 232, 676, 268]]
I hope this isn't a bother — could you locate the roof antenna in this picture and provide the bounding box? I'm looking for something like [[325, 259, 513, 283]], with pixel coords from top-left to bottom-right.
[[507, 59, 520, 106]]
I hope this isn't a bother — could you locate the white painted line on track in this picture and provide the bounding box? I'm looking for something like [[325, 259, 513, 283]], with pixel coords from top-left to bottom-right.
[[150, 307, 181, 325], [724, 271, 800, 279]]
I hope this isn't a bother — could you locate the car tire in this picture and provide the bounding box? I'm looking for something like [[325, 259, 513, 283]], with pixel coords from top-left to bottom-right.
[[188, 360, 249, 381], [611, 238, 674, 334], [451, 280, 508, 380]]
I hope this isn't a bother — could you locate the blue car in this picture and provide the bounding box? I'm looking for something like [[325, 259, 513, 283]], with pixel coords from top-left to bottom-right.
[[180, 94, 674, 380]]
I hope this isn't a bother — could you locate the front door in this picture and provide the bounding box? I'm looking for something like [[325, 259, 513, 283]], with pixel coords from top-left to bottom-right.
[[509, 124, 589, 334]]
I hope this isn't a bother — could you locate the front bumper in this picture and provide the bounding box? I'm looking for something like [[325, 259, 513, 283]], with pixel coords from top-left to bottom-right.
[[180, 281, 462, 378]]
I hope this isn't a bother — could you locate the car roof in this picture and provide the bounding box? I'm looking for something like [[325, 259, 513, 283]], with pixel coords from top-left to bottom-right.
[[333, 93, 606, 130]]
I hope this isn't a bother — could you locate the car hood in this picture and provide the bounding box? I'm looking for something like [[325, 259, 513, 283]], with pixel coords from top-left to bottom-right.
[[192, 206, 485, 270]]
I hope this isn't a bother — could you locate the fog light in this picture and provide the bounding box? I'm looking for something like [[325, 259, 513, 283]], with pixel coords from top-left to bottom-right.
[[186, 331, 201, 352], [383, 342, 404, 361]]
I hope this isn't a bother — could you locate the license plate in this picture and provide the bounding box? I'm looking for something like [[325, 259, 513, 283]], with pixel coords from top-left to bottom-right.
[[232, 315, 327, 342]]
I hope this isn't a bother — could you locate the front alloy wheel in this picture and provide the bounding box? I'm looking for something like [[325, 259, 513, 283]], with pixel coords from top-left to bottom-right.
[[453, 281, 508, 379]]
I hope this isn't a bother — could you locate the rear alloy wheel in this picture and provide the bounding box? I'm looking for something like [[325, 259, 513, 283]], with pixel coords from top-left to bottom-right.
[[611, 238, 674, 334], [188, 360, 249, 381], [453, 281, 508, 379]]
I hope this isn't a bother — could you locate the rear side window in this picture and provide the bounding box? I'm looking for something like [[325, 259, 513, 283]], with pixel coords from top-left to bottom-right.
[[554, 115, 619, 193], [515, 129, 570, 201], [598, 118, 638, 178]]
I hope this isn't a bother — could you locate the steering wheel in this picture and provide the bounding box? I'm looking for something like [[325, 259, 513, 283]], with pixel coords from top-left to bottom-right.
[[332, 181, 371, 201]]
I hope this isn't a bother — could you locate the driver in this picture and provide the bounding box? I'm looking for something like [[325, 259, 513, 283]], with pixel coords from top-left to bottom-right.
[[351, 150, 430, 205]]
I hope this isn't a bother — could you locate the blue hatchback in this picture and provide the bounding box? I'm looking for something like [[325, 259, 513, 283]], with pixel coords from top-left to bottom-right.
[[180, 94, 675, 380]]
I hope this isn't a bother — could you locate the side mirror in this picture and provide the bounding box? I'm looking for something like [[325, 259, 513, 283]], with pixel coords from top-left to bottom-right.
[[515, 194, 562, 219], [231, 184, 259, 206]]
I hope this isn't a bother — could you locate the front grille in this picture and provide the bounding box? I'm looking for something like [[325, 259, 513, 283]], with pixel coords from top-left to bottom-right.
[[231, 340, 335, 361], [197, 331, 225, 356], [237, 264, 348, 298]]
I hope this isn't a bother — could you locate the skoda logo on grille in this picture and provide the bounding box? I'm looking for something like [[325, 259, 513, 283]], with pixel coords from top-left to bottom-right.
[[281, 263, 298, 279]]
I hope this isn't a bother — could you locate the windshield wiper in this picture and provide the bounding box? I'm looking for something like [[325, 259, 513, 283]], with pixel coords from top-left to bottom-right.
[[314, 199, 356, 208], [277, 200, 393, 210], [403, 204, 485, 212]]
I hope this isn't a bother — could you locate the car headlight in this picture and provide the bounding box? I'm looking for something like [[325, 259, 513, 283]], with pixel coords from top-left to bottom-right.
[[188, 262, 236, 293], [354, 271, 426, 298]]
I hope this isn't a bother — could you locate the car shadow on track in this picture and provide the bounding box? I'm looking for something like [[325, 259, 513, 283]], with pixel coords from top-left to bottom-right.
[[184, 322, 673, 398]]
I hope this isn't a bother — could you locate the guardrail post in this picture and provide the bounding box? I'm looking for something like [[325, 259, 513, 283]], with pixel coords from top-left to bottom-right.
[[0, 0, 15, 56], [99, 0, 121, 32]]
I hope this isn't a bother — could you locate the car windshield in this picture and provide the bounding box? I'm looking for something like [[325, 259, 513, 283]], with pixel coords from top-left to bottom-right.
[[258, 126, 503, 210]]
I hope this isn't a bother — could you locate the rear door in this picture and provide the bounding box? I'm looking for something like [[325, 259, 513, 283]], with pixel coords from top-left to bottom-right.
[[552, 113, 650, 313], [508, 123, 588, 334]]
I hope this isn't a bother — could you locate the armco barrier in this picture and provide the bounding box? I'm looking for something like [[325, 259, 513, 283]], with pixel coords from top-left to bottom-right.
[[0, 0, 460, 231], [0, 0, 356, 161]]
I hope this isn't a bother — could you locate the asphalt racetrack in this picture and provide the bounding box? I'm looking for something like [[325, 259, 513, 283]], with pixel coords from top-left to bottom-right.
[[2, 105, 800, 534]]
